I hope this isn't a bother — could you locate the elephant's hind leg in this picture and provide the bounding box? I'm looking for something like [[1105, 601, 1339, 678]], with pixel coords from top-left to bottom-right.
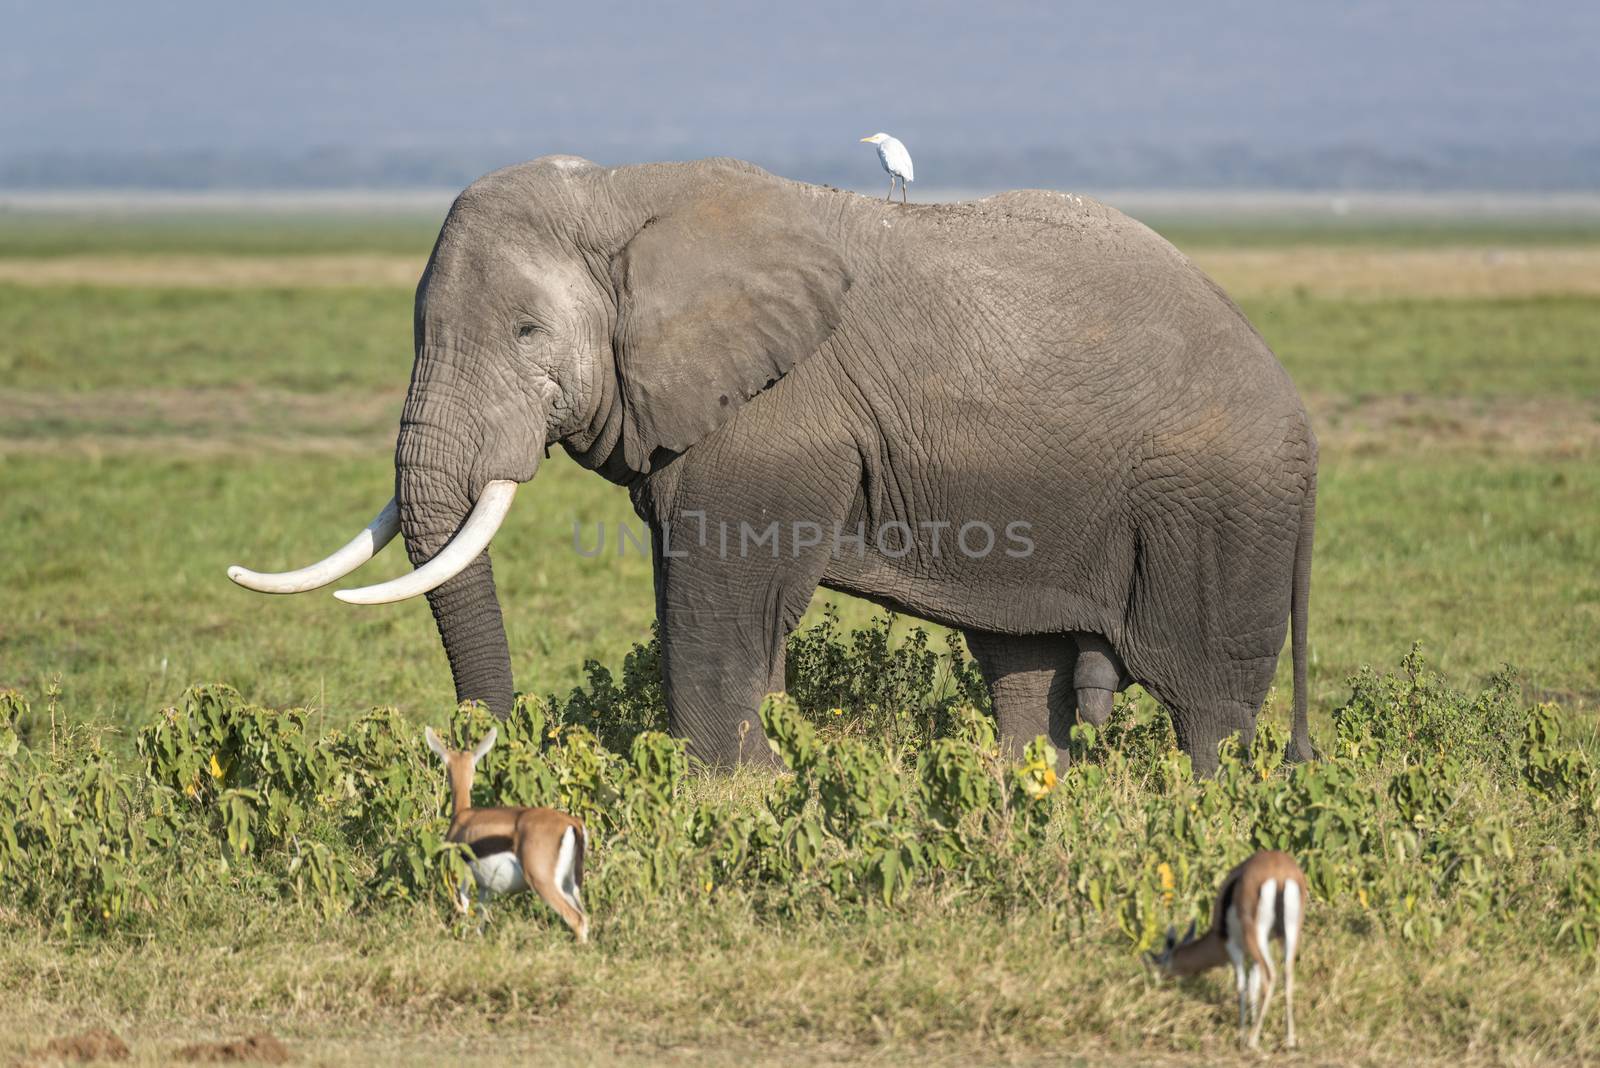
[[1121, 504, 1294, 776], [962, 631, 1077, 756]]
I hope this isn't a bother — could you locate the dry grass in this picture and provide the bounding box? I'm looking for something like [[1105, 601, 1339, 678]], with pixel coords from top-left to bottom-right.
[[0, 253, 425, 289], [0, 386, 402, 457], [1307, 392, 1600, 459], [7, 385, 1596, 461], [4, 907, 1596, 1067], [6, 245, 1600, 300], [1197, 246, 1600, 299]]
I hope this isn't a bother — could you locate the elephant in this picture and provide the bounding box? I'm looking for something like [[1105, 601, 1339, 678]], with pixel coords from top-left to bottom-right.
[[229, 156, 1318, 775]]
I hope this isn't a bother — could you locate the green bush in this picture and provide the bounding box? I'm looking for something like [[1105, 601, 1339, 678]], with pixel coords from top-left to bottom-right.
[[0, 638, 1595, 966], [1333, 642, 1523, 775]]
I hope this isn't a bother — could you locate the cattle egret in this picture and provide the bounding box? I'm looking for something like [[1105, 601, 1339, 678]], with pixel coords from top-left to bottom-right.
[[860, 132, 913, 203]]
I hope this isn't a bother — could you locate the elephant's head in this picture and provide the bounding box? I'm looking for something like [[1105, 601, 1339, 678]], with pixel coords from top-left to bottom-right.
[[228, 157, 852, 713]]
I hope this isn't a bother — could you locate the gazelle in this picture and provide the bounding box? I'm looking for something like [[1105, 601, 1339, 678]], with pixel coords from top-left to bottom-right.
[[424, 726, 590, 942], [1147, 850, 1307, 1050]]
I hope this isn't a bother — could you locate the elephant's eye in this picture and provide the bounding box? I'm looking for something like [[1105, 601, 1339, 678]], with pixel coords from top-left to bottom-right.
[[515, 322, 539, 341]]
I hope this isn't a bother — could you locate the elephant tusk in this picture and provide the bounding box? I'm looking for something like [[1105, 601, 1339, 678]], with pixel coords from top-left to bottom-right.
[[334, 480, 518, 606], [228, 498, 401, 594]]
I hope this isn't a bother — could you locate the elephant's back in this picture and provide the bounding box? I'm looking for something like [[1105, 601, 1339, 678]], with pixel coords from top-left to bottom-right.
[[824, 185, 1315, 581], [844, 187, 1310, 452]]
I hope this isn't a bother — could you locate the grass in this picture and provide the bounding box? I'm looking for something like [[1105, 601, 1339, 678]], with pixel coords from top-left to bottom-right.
[[7, 207, 1600, 259], [0, 283, 413, 392], [0, 211, 444, 257], [1158, 219, 1600, 249], [5, 905, 1595, 1066], [2, 213, 1598, 1064], [1246, 295, 1600, 397]]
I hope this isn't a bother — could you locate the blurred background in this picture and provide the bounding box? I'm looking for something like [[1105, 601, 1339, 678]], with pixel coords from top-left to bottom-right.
[[2, 1, 1597, 731], [4, 0, 1599, 196]]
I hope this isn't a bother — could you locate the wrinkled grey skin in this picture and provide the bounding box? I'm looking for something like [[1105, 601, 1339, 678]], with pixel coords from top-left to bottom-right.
[[397, 156, 1317, 774]]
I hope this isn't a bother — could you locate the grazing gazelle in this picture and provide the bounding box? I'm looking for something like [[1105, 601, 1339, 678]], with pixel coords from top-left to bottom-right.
[[424, 726, 590, 942], [1147, 850, 1308, 1050]]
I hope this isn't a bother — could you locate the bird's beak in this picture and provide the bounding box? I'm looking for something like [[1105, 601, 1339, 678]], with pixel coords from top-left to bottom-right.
[[859, 136, 873, 142]]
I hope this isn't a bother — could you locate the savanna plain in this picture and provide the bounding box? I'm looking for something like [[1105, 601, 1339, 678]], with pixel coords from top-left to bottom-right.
[[2, 204, 1598, 1066]]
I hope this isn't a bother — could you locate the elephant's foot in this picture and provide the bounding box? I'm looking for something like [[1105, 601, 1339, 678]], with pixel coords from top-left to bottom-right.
[[671, 693, 786, 770], [1173, 703, 1259, 777]]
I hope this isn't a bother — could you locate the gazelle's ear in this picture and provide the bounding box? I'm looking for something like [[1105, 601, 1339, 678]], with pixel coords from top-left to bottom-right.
[[423, 726, 449, 763], [1183, 919, 1197, 944], [471, 726, 498, 764], [1164, 924, 1179, 949]]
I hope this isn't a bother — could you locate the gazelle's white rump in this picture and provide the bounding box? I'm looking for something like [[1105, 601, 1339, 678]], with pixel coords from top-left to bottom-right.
[[335, 480, 517, 604], [469, 851, 528, 896], [227, 497, 400, 593], [1255, 879, 1278, 957], [555, 825, 583, 912]]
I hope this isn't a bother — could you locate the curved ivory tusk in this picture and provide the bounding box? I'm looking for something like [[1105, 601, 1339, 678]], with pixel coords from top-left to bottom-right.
[[228, 498, 401, 594], [334, 480, 518, 606]]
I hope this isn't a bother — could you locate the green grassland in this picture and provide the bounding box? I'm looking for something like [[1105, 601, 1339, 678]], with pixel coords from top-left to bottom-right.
[[2, 211, 1598, 1065], [0, 210, 444, 257], [6, 205, 1600, 258]]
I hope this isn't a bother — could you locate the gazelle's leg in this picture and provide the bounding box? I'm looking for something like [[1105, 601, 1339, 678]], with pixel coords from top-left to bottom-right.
[[1225, 910, 1248, 1042], [1284, 949, 1297, 1049], [1229, 955, 1249, 1039], [1246, 877, 1279, 1049], [1235, 963, 1250, 1042], [554, 824, 589, 939], [1247, 965, 1265, 1047], [523, 828, 589, 943], [1249, 958, 1277, 1050], [1283, 881, 1303, 1048]]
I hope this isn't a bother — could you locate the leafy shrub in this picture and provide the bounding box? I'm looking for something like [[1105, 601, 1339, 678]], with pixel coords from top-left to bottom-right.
[[1333, 642, 1522, 776], [784, 606, 988, 746], [0, 640, 1595, 966], [545, 630, 669, 753], [545, 609, 989, 757]]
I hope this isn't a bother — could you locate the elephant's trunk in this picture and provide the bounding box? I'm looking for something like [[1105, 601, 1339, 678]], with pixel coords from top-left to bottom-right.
[[389, 365, 546, 718], [400, 460, 518, 716], [392, 459, 520, 717]]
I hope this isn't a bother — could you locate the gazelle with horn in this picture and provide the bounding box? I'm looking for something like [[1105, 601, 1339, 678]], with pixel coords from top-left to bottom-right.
[[1147, 850, 1307, 1050], [424, 726, 590, 942]]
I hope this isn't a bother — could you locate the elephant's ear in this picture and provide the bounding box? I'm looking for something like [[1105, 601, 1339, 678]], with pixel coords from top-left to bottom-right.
[[611, 177, 851, 471]]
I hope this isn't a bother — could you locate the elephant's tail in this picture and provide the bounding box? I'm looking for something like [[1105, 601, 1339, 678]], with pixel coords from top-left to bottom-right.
[[1288, 468, 1317, 762]]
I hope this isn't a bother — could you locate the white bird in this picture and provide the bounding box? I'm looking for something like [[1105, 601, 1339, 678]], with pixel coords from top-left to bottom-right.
[[860, 132, 913, 204]]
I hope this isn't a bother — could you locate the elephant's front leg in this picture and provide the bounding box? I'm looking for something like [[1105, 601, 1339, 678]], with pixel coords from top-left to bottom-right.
[[647, 441, 857, 767], [653, 518, 836, 767]]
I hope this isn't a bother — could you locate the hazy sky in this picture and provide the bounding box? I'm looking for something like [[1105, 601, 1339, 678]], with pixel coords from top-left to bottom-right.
[[5, 0, 1597, 163]]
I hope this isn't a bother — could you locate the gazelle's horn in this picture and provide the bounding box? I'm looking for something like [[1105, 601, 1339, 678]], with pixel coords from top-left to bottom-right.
[[228, 498, 400, 594], [334, 480, 518, 606]]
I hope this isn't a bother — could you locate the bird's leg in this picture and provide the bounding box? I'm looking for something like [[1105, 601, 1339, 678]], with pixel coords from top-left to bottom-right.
[[900, 178, 908, 205], [886, 175, 894, 202]]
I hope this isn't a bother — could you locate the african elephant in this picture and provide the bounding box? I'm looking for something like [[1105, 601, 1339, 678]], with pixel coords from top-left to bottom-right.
[[229, 156, 1317, 774]]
